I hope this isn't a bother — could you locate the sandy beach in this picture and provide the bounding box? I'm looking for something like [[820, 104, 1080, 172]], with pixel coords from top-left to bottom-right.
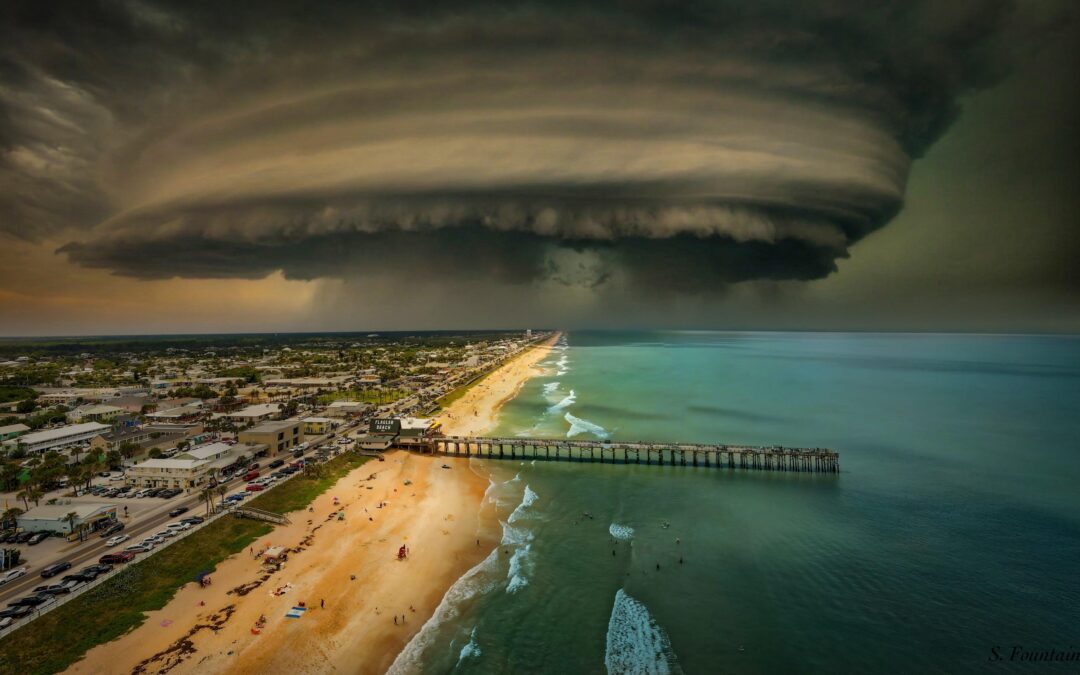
[[437, 333, 559, 436], [66, 334, 557, 675]]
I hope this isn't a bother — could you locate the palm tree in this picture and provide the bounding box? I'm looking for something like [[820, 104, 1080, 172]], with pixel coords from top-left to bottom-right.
[[216, 484, 228, 510], [1, 506, 23, 528], [16, 489, 31, 511], [61, 511, 78, 535], [200, 486, 214, 516]]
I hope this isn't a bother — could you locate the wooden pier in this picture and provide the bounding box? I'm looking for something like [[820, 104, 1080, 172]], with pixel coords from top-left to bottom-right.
[[423, 436, 839, 473]]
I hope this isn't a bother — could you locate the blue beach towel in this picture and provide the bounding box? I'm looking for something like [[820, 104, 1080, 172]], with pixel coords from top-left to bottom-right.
[[285, 606, 307, 619]]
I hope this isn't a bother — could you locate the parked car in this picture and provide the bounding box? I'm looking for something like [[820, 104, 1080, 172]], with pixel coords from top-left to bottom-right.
[[155, 529, 177, 538], [124, 544, 153, 554], [8, 593, 54, 608], [168, 506, 190, 518], [0, 605, 33, 620], [179, 516, 204, 525], [268, 459, 285, 469], [108, 474, 126, 482], [83, 563, 112, 576], [0, 567, 28, 586], [33, 584, 72, 596], [248, 462, 260, 471], [40, 562, 72, 578], [166, 522, 191, 532], [243, 470, 260, 481], [143, 535, 165, 545], [99, 552, 135, 565], [292, 449, 305, 459], [27, 532, 49, 545], [106, 534, 130, 547], [160, 488, 182, 498], [245, 483, 265, 492]]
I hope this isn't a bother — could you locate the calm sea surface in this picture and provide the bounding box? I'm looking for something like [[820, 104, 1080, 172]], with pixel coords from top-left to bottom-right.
[[389, 331, 1080, 674]]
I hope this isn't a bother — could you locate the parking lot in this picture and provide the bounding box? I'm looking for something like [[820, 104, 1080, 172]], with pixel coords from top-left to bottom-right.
[[0, 425, 354, 623]]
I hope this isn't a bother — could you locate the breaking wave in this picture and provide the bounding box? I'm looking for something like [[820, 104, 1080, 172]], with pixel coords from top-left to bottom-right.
[[565, 412, 610, 439], [507, 485, 538, 524], [542, 381, 561, 395], [609, 523, 635, 541], [605, 589, 682, 675], [506, 543, 534, 593], [457, 626, 482, 665], [547, 389, 576, 414]]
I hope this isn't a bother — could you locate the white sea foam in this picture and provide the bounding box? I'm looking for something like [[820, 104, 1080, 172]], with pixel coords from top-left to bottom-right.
[[542, 381, 561, 395], [506, 543, 533, 593], [604, 589, 681, 675], [507, 485, 538, 524], [555, 354, 570, 375], [457, 627, 482, 664], [386, 549, 500, 675], [609, 523, 635, 540], [547, 389, 576, 414], [565, 412, 611, 439]]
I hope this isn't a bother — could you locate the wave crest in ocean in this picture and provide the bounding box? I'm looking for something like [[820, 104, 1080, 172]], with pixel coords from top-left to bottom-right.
[[547, 389, 576, 414], [565, 412, 611, 439], [605, 589, 682, 675], [609, 523, 634, 540], [457, 627, 482, 665]]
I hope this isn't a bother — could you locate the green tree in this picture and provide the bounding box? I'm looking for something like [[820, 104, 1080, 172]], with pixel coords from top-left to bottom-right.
[[119, 441, 141, 460], [61, 511, 78, 534], [16, 398, 36, 414], [148, 448, 163, 459]]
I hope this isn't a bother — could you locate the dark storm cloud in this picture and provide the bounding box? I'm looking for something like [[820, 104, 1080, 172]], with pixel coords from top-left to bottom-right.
[[1, 1, 1028, 290]]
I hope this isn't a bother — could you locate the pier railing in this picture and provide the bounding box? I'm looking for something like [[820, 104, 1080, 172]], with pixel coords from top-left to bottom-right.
[[425, 436, 839, 473]]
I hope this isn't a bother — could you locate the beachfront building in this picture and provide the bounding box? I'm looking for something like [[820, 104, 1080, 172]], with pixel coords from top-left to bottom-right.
[[238, 419, 304, 455], [1, 422, 111, 454], [300, 416, 335, 435], [17, 502, 118, 534], [0, 423, 30, 442], [126, 441, 261, 489]]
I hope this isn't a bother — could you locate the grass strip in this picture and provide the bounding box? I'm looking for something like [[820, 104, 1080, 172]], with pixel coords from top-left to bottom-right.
[[0, 452, 370, 675]]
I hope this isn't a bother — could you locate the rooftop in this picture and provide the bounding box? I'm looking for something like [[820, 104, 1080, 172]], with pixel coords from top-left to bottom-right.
[[6, 422, 110, 445]]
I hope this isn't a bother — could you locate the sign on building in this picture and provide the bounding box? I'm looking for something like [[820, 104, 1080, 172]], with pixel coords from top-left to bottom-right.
[[369, 418, 401, 435]]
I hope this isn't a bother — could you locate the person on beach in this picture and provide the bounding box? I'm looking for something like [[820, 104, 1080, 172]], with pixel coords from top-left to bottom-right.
[[394, 616, 398, 625], [321, 599, 325, 609]]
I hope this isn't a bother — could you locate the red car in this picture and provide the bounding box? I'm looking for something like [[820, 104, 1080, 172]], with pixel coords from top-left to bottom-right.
[[245, 483, 265, 492], [243, 470, 260, 481], [99, 552, 135, 565]]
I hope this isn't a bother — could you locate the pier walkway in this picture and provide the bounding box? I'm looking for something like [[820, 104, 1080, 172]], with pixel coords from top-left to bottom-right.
[[423, 436, 839, 473]]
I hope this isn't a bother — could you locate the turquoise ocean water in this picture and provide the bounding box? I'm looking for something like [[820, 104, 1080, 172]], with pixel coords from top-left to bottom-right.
[[389, 331, 1080, 674]]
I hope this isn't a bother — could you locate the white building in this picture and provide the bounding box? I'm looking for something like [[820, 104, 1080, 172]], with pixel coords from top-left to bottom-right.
[[324, 400, 371, 418], [224, 403, 282, 423], [17, 502, 118, 534], [1, 422, 111, 454], [126, 441, 257, 489]]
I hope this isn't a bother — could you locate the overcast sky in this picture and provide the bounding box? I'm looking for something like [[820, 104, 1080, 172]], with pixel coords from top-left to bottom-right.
[[1, 1, 1076, 336]]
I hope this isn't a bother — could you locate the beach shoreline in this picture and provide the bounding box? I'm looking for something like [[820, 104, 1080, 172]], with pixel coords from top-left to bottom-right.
[[65, 333, 558, 675]]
